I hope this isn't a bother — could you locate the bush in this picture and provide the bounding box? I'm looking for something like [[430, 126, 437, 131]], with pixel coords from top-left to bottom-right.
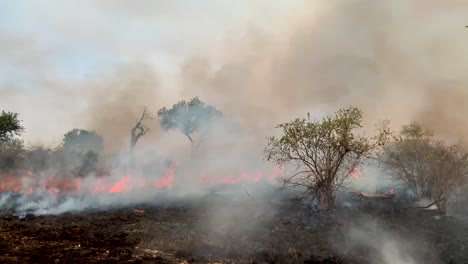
[[22, 144, 52, 173], [0, 139, 24, 172]]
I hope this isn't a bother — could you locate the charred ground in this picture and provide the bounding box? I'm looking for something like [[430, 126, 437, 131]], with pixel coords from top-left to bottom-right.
[[1, 192, 467, 264]]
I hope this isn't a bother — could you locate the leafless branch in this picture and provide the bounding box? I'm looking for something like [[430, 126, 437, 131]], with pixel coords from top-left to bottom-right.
[[129, 106, 153, 167]]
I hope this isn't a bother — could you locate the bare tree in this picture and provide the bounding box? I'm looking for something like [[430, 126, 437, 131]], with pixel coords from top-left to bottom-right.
[[265, 107, 390, 211], [129, 107, 151, 167]]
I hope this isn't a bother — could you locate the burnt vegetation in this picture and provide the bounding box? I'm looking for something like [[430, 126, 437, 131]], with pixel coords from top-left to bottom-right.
[[1, 105, 468, 263]]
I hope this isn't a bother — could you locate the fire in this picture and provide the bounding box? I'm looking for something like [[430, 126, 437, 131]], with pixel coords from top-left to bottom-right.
[[109, 176, 132, 193], [350, 168, 363, 179], [92, 178, 112, 195], [155, 165, 175, 189], [0, 173, 22, 193], [0, 164, 282, 197]]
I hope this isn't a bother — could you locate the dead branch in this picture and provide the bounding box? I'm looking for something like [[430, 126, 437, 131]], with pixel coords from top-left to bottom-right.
[[131, 107, 151, 144], [400, 200, 438, 211], [348, 190, 396, 200], [132, 107, 151, 137], [129, 107, 152, 167]]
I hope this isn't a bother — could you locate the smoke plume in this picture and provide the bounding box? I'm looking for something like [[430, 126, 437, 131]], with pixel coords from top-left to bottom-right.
[[180, 0, 468, 143]]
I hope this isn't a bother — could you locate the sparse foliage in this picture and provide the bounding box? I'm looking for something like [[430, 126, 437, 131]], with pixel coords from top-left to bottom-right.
[[382, 122, 468, 215], [0, 111, 24, 142], [265, 107, 390, 211], [381, 123, 434, 198], [157, 97, 222, 144], [427, 142, 468, 215]]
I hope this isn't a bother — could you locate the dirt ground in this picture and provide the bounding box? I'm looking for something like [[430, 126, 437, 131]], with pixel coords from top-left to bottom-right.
[[1, 192, 468, 264]]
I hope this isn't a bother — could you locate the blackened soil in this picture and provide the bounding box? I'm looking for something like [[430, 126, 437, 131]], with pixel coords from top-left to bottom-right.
[[0, 193, 467, 264]]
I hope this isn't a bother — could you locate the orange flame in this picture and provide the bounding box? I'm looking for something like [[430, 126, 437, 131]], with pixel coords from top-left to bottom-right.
[[109, 175, 132, 193], [155, 165, 175, 189], [0, 165, 282, 197], [350, 168, 363, 179]]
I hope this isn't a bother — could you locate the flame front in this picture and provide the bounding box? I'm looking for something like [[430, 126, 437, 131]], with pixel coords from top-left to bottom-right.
[[0, 164, 282, 197]]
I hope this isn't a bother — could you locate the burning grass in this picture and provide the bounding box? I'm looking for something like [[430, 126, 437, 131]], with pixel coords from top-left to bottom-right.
[[0, 164, 467, 264]]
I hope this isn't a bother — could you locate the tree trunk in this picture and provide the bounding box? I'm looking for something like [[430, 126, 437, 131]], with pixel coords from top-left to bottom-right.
[[436, 198, 448, 216], [318, 186, 336, 211], [129, 138, 137, 169]]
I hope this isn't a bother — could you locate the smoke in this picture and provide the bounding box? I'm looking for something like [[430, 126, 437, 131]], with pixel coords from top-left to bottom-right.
[[2, 1, 466, 150], [1, 0, 466, 215], [341, 216, 439, 264], [81, 63, 166, 155], [180, 0, 468, 142], [1, 2, 467, 262]]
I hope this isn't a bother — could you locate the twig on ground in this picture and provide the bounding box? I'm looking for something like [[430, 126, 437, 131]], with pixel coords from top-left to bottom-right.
[[348, 190, 396, 200], [339, 249, 349, 263], [400, 200, 437, 210], [243, 186, 256, 202]]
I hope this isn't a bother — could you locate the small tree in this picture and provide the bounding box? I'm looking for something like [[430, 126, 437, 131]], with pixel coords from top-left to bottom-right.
[[265, 107, 390, 211], [382, 123, 468, 215], [63, 129, 103, 154], [62, 129, 104, 176], [157, 97, 222, 145], [381, 123, 434, 198], [426, 142, 468, 215], [0, 111, 24, 142], [0, 111, 25, 172]]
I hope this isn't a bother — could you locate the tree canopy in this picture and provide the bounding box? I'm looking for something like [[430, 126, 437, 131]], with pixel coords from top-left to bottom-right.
[[157, 97, 222, 143], [63, 129, 104, 154], [0, 111, 24, 142], [265, 107, 390, 211]]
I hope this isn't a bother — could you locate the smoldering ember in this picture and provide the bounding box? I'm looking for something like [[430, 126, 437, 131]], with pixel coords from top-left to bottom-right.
[[1, 2, 468, 264]]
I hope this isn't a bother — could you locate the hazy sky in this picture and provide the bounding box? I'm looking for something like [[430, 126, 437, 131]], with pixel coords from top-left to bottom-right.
[[0, 0, 305, 145], [1, 1, 468, 151]]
